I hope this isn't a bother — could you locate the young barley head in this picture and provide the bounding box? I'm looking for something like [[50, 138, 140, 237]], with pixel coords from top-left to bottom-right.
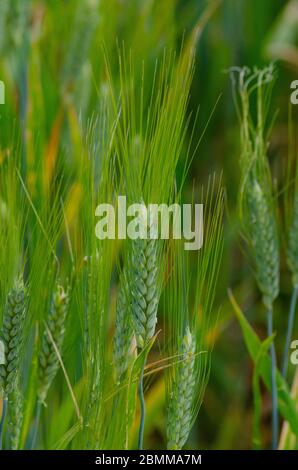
[[0, 279, 26, 397], [113, 271, 134, 382], [167, 327, 196, 450], [38, 283, 69, 404], [230, 66, 280, 308], [130, 234, 159, 351], [245, 177, 279, 308], [8, 384, 23, 450]]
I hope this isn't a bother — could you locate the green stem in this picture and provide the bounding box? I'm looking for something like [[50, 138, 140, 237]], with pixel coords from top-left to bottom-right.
[[137, 365, 145, 450], [267, 307, 279, 450], [282, 286, 298, 379], [31, 401, 42, 450], [0, 397, 8, 450]]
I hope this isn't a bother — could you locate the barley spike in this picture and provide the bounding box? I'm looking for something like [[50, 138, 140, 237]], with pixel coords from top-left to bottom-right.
[[245, 177, 279, 308], [130, 236, 159, 350], [167, 327, 196, 450], [8, 383, 23, 450], [0, 280, 26, 396], [113, 277, 134, 382], [38, 284, 69, 404]]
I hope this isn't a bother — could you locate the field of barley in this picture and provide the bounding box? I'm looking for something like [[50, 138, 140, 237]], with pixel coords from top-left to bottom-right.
[[0, 0, 298, 452]]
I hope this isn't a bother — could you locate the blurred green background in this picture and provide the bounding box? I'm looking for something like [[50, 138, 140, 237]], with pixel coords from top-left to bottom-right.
[[1, 0, 298, 449]]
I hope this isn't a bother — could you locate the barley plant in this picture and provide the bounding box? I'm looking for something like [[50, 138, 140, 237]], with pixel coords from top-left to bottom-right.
[[113, 270, 134, 383], [38, 282, 70, 405], [166, 183, 223, 450], [0, 281, 26, 394], [7, 385, 23, 450], [0, 279, 26, 449], [167, 326, 197, 450], [105, 34, 201, 447], [26, 281, 70, 449], [230, 66, 281, 449], [229, 63, 298, 451], [128, 219, 161, 449]]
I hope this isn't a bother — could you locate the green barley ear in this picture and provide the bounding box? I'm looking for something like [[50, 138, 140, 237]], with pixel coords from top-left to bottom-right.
[[37, 283, 69, 404], [230, 65, 279, 309], [8, 384, 23, 450], [113, 272, 134, 382], [129, 214, 160, 350], [245, 178, 279, 308], [0, 279, 26, 396], [167, 327, 196, 450]]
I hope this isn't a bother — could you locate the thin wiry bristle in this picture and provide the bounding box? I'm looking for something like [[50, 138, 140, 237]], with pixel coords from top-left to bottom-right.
[[38, 283, 69, 404], [167, 327, 196, 450]]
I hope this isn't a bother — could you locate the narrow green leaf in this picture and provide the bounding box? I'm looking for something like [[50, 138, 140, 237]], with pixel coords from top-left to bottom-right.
[[252, 335, 275, 450], [229, 290, 298, 438]]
